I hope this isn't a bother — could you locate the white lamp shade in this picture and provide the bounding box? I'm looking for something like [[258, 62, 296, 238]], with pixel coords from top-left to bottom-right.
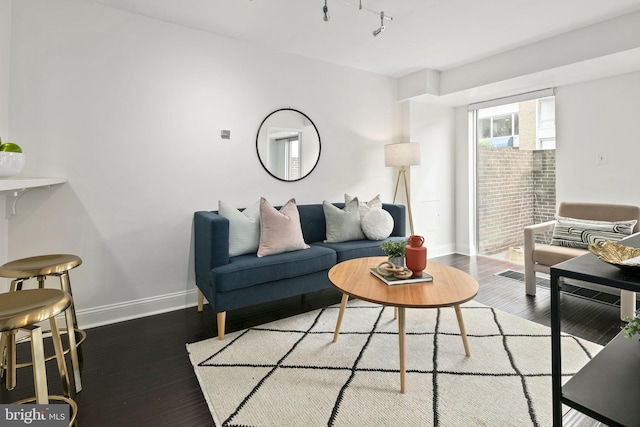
[[384, 142, 421, 167]]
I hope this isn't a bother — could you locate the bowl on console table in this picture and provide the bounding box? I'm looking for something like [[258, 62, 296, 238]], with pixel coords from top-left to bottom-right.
[[0, 152, 25, 178]]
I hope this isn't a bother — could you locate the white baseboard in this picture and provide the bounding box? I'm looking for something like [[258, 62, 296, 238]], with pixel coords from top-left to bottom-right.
[[76, 288, 201, 329], [454, 243, 476, 256], [427, 243, 457, 258]]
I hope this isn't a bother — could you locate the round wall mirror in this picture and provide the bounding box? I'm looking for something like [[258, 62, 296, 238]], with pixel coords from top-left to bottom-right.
[[256, 108, 321, 182]]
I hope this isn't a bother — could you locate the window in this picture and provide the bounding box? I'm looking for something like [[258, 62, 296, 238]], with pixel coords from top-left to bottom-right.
[[537, 97, 556, 149], [471, 91, 556, 259], [477, 103, 519, 147]]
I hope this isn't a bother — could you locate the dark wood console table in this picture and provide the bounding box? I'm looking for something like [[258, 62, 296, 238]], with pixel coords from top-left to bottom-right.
[[551, 233, 640, 426]]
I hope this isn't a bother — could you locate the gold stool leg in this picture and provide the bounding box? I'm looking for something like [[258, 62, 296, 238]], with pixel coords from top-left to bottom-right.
[[4, 330, 16, 390], [10, 279, 23, 292], [58, 272, 83, 363], [49, 317, 71, 397], [2, 280, 24, 384], [27, 325, 49, 404], [63, 307, 81, 393]]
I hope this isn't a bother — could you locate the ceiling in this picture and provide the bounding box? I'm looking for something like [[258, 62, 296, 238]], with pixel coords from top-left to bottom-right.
[[87, 0, 640, 102]]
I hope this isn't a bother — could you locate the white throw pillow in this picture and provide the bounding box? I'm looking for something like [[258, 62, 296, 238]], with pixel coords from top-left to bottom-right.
[[345, 193, 383, 220], [218, 200, 260, 257], [361, 209, 394, 240]]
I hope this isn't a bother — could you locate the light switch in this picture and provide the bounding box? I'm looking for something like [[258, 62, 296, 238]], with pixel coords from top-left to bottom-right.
[[221, 130, 231, 140]]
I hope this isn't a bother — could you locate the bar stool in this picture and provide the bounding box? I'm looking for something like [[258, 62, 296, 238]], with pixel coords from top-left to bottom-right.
[[0, 254, 84, 392], [0, 289, 78, 425]]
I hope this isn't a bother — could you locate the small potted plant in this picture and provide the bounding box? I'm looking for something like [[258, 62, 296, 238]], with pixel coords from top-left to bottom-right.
[[379, 239, 407, 268], [622, 309, 640, 341]]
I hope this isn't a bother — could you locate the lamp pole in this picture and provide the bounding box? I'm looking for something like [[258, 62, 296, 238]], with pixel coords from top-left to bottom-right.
[[392, 165, 414, 236]]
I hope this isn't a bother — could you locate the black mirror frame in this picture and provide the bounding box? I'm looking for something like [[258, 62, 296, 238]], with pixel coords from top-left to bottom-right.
[[256, 108, 321, 182]]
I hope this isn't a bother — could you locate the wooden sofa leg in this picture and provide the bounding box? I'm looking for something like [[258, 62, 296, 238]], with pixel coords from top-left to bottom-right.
[[197, 290, 204, 312], [217, 312, 226, 340]]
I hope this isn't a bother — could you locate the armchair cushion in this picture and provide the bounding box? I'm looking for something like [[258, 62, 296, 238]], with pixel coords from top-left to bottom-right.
[[532, 245, 586, 267]]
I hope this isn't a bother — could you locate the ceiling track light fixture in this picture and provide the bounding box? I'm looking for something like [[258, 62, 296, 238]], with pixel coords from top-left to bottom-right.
[[322, 0, 393, 37], [372, 11, 386, 37]]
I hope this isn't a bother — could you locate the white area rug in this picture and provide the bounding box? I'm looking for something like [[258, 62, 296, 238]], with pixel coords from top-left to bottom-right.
[[186, 300, 601, 426]]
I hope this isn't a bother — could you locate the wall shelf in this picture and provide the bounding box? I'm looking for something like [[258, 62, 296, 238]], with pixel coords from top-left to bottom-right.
[[0, 177, 66, 193], [0, 177, 66, 216]]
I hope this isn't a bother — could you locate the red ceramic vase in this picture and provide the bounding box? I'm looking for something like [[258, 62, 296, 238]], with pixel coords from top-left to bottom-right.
[[405, 235, 427, 277]]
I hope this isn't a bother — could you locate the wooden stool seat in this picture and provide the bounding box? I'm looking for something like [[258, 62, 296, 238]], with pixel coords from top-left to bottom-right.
[[0, 289, 77, 415], [0, 254, 84, 393]]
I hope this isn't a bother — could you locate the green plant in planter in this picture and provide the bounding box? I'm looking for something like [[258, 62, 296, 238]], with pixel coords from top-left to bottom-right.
[[379, 240, 407, 258], [622, 309, 640, 340]]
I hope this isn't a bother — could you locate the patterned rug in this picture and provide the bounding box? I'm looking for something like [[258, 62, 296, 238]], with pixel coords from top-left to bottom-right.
[[186, 300, 601, 427]]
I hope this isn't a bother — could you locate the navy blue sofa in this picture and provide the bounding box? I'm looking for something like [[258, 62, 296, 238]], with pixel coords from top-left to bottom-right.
[[194, 203, 406, 339]]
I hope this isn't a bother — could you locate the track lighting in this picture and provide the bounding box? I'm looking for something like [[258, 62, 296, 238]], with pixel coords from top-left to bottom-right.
[[372, 11, 385, 37], [321, 1, 393, 37]]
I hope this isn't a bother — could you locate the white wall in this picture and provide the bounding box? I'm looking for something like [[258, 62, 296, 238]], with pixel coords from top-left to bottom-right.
[[0, 0, 12, 263], [555, 71, 640, 205], [6, 0, 401, 327], [407, 100, 457, 257], [454, 106, 475, 256], [0, 0, 9, 138]]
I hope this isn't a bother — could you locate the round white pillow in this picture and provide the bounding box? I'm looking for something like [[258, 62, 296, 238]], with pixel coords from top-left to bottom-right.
[[361, 209, 394, 240]]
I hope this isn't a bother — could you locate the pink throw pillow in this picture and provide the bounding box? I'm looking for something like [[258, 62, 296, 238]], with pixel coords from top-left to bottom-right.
[[257, 198, 309, 257]]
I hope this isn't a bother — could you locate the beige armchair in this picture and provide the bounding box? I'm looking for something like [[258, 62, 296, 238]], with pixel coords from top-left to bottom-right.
[[524, 202, 640, 318]]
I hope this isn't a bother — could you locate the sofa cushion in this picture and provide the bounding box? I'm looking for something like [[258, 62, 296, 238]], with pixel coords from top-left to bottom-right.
[[212, 245, 336, 292], [258, 198, 309, 257], [312, 239, 387, 263], [550, 216, 637, 249], [323, 199, 365, 243], [533, 245, 587, 267], [218, 199, 260, 257]]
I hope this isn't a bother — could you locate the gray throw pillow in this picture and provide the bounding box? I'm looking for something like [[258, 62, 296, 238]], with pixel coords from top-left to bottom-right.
[[323, 198, 366, 243]]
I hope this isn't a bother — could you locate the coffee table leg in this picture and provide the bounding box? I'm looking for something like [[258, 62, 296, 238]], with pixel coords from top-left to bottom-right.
[[333, 293, 349, 342], [398, 306, 406, 394], [454, 305, 471, 357]]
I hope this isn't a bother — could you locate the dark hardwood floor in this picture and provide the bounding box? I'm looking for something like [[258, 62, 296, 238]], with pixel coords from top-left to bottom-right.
[[0, 254, 625, 426]]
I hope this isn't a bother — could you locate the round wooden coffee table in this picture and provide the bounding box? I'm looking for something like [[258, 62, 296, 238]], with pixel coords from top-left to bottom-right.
[[329, 256, 479, 393]]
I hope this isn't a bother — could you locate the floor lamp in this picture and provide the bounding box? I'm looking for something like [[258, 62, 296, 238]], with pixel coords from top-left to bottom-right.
[[384, 142, 421, 235]]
